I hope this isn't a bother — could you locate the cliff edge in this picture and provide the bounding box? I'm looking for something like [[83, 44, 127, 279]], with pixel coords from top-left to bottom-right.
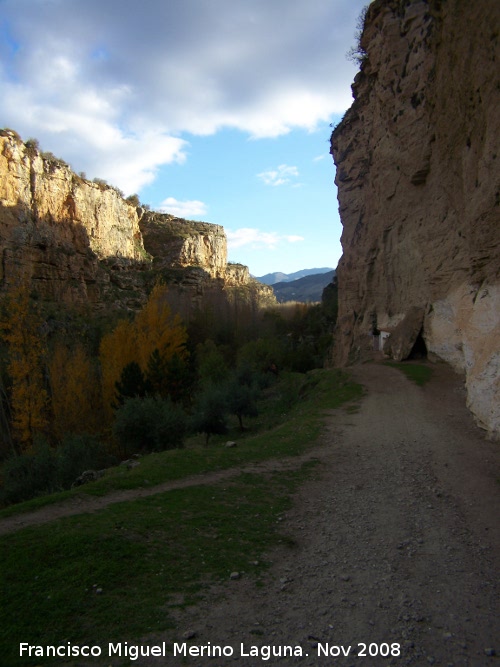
[[0, 130, 274, 310], [330, 0, 500, 437]]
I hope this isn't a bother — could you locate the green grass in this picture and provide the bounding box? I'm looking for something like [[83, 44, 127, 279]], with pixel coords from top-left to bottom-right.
[[385, 361, 433, 386], [0, 468, 310, 666], [0, 369, 362, 516], [0, 368, 362, 666]]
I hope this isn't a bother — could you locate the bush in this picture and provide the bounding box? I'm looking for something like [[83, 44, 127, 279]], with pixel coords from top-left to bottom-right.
[[113, 396, 187, 456], [190, 386, 228, 445], [346, 4, 369, 65], [237, 337, 286, 374], [126, 194, 140, 207], [224, 379, 258, 430], [0, 435, 116, 505], [24, 137, 40, 157], [57, 434, 116, 488], [1, 441, 58, 505]]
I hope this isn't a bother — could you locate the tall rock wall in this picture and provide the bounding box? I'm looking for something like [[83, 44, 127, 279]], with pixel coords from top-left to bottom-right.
[[139, 213, 227, 279], [0, 131, 144, 303], [330, 0, 500, 437], [0, 130, 275, 310]]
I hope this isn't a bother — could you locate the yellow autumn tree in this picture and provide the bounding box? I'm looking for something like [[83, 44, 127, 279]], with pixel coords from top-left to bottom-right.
[[99, 317, 136, 423], [49, 342, 101, 440], [99, 283, 188, 421], [0, 285, 49, 451], [134, 283, 188, 369]]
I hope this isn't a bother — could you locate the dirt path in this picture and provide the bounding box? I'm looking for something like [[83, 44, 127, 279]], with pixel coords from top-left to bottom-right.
[[134, 362, 499, 667], [5, 362, 500, 666], [0, 454, 322, 536]]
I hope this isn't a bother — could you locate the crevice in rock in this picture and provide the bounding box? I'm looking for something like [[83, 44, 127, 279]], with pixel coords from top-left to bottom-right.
[[405, 328, 428, 360]]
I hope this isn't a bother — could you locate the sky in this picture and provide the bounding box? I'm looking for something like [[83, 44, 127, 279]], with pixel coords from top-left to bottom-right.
[[0, 0, 368, 277]]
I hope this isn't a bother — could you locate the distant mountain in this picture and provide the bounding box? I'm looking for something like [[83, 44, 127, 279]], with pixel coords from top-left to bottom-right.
[[271, 270, 335, 303], [256, 267, 334, 285]]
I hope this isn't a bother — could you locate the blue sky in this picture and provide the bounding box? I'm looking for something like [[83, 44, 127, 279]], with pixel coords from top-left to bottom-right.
[[0, 0, 368, 277]]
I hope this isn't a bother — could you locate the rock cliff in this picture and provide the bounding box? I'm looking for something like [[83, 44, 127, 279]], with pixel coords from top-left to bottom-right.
[[0, 130, 145, 304], [330, 0, 500, 437], [0, 130, 275, 311], [140, 213, 227, 279]]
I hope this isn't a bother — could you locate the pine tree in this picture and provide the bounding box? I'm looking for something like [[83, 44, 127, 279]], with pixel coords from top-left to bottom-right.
[[114, 361, 148, 406], [99, 283, 188, 419]]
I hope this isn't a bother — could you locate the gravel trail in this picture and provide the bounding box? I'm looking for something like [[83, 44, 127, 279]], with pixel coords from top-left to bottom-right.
[[5, 362, 499, 667], [146, 362, 500, 667]]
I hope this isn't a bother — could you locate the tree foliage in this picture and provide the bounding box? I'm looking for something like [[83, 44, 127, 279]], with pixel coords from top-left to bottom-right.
[[99, 283, 188, 418], [0, 285, 49, 451], [113, 396, 187, 456], [49, 342, 101, 439], [191, 387, 228, 445], [114, 361, 148, 407], [224, 378, 258, 430]]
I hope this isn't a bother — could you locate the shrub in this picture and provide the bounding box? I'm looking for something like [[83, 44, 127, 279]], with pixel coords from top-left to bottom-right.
[[0, 128, 22, 141], [93, 177, 108, 189], [237, 337, 287, 374], [0, 440, 58, 505], [190, 387, 228, 445], [57, 434, 115, 488], [224, 379, 258, 430], [113, 396, 187, 456], [126, 194, 140, 207], [0, 435, 116, 505], [196, 340, 229, 387], [346, 5, 369, 65], [24, 137, 40, 157]]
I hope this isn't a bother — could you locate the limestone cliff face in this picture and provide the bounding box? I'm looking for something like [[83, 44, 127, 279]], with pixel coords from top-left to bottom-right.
[[0, 131, 144, 304], [330, 0, 500, 437], [0, 130, 275, 310], [139, 213, 276, 309], [140, 213, 227, 279]]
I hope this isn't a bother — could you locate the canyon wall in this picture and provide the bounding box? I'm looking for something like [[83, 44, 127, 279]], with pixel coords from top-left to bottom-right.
[[330, 0, 500, 437], [0, 131, 144, 304], [0, 130, 274, 311]]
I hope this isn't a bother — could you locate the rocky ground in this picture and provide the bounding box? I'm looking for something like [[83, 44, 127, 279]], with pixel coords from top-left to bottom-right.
[[3, 362, 499, 666], [148, 362, 500, 667]]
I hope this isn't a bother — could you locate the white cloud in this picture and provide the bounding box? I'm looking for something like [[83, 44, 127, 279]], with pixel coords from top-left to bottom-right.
[[0, 65, 188, 193], [227, 228, 304, 250], [258, 164, 299, 187], [157, 197, 208, 219], [0, 0, 366, 192]]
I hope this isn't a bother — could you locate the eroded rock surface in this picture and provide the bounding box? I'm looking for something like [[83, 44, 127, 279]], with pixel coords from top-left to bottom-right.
[[0, 131, 275, 311], [330, 0, 500, 437]]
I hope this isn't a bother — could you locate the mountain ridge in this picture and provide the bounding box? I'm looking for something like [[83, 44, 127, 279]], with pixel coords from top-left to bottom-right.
[[256, 267, 334, 286], [271, 270, 335, 303]]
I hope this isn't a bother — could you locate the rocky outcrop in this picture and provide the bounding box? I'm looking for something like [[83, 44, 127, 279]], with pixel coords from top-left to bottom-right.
[[140, 214, 227, 279], [0, 130, 145, 304], [330, 0, 500, 437], [0, 130, 275, 311]]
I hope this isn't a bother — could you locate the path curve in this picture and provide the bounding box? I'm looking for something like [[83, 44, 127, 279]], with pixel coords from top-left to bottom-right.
[[0, 453, 321, 536], [4, 362, 500, 666], [136, 362, 500, 667]]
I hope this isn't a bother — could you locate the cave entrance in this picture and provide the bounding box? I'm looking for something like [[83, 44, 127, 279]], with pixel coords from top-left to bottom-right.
[[406, 329, 427, 360]]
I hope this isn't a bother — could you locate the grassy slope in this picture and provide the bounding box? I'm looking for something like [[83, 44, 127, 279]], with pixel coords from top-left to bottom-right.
[[0, 369, 362, 666], [385, 361, 433, 386]]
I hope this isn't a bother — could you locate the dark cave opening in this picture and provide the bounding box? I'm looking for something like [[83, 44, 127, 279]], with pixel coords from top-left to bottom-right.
[[406, 329, 428, 360]]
